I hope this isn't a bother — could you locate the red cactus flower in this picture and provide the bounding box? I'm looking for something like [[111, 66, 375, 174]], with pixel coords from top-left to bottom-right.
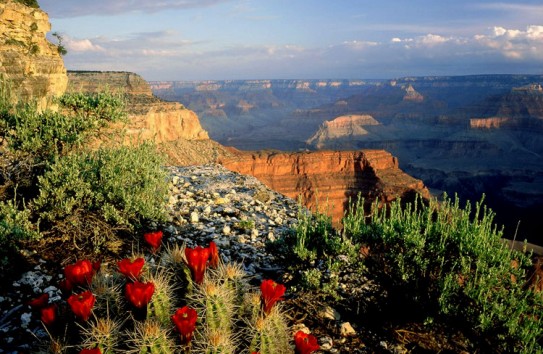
[[185, 245, 211, 284], [117, 257, 145, 280], [28, 293, 49, 309], [40, 304, 57, 326], [294, 330, 320, 354], [209, 241, 219, 269], [260, 279, 286, 315], [67, 290, 95, 321], [144, 230, 163, 253], [125, 281, 155, 309], [171, 306, 198, 344], [80, 349, 101, 354], [64, 259, 94, 287]]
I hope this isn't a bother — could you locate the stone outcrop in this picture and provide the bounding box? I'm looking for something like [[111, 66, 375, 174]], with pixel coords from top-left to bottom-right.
[[219, 149, 430, 225], [0, 0, 67, 110], [403, 84, 424, 102], [306, 114, 380, 149], [66, 71, 209, 144], [67, 71, 150, 96], [470, 117, 510, 129]]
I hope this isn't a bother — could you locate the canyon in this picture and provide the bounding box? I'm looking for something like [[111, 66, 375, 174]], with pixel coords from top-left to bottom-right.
[[1, 0, 428, 230], [65, 71, 429, 224], [4, 0, 541, 244], [152, 76, 543, 244]]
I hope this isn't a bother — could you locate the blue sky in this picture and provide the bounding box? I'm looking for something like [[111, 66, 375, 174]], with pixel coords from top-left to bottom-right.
[[38, 0, 543, 81]]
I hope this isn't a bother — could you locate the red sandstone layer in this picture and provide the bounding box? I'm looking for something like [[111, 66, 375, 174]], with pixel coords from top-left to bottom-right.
[[219, 149, 430, 224]]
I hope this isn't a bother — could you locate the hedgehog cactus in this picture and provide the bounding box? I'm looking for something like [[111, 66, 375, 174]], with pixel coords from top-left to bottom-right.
[[80, 317, 121, 354], [147, 270, 175, 327], [126, 320, 176, 354], [247, 308, 291, 354], [52, 241, 294, 354], [189, 277, 237, 352]]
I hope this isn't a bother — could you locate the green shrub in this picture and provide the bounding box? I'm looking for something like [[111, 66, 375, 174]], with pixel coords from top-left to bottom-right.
[[268, 206, 359, 298], [0, 197, 39, 265], [0, 76, 167, 253], [32, 142, 169, 250], [350, 194, 543, 353]]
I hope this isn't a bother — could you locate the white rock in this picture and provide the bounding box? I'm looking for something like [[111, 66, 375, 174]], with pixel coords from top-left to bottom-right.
[[222, 225, 231, 235], [20, 312, 32, 329], [340, 322, 356, 337], [319, 306, 341, 321], [190, 211, 199, 223], [320, 336, 333, 350]]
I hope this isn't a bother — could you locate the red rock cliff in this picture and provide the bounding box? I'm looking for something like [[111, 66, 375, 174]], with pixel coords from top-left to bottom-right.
[[219, 149, 430, 224]]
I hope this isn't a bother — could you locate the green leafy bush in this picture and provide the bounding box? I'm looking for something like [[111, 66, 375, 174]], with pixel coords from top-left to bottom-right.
[[34, 143, 169, 227], [276, 193, 542, 352], [268, 206, 359, 298], [0, 198, 39, 264], [0, 76, 168, 253], [348, 194, 543, 353]]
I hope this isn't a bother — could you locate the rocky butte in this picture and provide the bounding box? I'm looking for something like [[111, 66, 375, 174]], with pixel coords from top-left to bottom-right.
[[306, 114, 380, 149], [219, 149, 430, 225]]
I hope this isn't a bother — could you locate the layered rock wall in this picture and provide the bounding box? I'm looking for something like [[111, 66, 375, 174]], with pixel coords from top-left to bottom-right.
[[66, 71, 209, 144], [220, 149, 430, 224], [0, 0, 67, 110]]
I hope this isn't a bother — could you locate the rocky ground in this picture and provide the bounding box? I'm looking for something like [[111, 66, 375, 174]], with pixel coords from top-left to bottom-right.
[[1, 164, 473, 353]]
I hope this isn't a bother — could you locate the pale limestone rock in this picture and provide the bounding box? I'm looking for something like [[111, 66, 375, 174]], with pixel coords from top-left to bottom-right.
[[0, 0, 68, 110]]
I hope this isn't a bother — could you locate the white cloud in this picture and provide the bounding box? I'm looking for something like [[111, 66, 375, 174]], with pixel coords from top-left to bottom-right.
[[342, 40, 379, 50], [65, 38, 105, 52], [474, 25, 543, 60], [419, 34, 450, 46], [60, 23, 543, 80]]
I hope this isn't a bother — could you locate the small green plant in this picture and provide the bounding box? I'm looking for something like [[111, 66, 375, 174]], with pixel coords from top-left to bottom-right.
[[0, 197, 39, 265], [268, 204, 359, 298], [51, 32, 67, 56], [234, 218, 254, 231], [4, 38, 26, 47]]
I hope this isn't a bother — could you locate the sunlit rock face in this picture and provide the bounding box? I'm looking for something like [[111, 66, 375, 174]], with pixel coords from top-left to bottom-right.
[[306, 114, 380, 149], [0, 0, 67, 110], [67, 71, 210, 144], [220, 149, 430, 225]]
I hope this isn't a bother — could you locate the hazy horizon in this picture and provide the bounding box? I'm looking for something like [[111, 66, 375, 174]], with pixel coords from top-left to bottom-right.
[[38, 1, 543, 82]]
